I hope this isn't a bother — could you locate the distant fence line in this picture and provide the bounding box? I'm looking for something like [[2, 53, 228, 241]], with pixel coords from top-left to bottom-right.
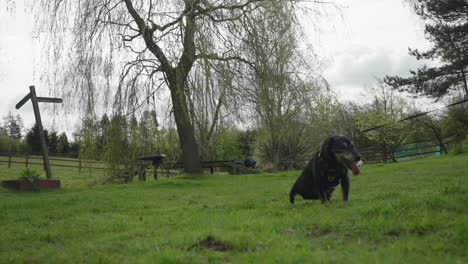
[[0, 154, 241, 176], [0, 154, 105, 171], [0, 134, 465, 173], [360, 133, 464, 163]]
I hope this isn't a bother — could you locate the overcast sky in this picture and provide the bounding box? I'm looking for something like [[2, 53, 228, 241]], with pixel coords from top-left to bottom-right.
[[0, 0, 436, 139]]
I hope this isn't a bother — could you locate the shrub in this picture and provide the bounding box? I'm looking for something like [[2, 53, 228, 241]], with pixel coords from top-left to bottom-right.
[[20, 168, 42, 181]]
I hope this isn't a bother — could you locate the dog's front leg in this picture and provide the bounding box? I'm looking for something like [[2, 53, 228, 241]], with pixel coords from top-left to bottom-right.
[[319, 191, 328, 203], [341, 174, 349, 201]]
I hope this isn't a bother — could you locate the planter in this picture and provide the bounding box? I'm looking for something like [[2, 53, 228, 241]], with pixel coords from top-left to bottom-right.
[[1, 179, 61, 190]]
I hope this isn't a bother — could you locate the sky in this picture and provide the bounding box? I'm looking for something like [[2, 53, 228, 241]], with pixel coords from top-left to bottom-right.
[[0, 0, 437, 139], [308, 0, 432, 100]]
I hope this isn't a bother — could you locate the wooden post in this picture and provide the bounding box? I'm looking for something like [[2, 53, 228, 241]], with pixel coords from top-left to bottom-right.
[[79, 156, 82, 173], [138, 163, 147, 181], [16, 85, 62, 179], [153, 161, 158, 180], [8, 154, 11, 168], [26, 155, 29, 168], [29, 86, 53, 179]]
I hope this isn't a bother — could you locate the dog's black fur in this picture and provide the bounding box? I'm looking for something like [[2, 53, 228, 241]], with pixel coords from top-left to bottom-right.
[[289, 135, 362, 204]]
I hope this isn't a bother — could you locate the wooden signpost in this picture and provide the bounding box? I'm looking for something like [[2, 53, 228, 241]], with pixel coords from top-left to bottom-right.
[[15, 85, 63, 180]]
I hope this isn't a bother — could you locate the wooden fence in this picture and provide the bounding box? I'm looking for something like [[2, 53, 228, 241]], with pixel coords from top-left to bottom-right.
[[0, 154, 105, 171], [359, 133, 464, 163], [0, 155, 254, 176], [0, 134, 464, 173]]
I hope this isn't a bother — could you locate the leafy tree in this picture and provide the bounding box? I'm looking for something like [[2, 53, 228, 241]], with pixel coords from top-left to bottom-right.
[[48, 131, 59, 153], [356, 82, 410, 162], [102, 115, 132, 181], [441, 100, 468, 137], [69, 141, 80, 157], [139, 110, 159, 155], [305, 89, 344, 146], [79, 116, 100, 162], [2, 112, 23, 140], [411, 114, 448, 154], [239, 1, 326, 168], [57, 132, 70, 154], [153, 128, 181, 163], [334, 102, 368, 145], [97, 114, 110, 157], [385, 0, 468, 99], [356, 111, 407, 162], [0, 125, 6, 136], [186, 60, 233, 161], [215, 129, 244, 161], [25, 124, 49, 154], [127, 115, 141, 166], [0, 135, 18, 155], [238, 129, 257, 156]]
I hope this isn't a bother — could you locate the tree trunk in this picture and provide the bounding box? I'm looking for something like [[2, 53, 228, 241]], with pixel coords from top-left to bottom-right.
[[167, 70, 202, 173], [125, 0, 202, 173]]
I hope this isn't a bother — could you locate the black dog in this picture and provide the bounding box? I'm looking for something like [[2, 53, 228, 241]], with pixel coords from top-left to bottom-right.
[[289, 135, 362, 204]]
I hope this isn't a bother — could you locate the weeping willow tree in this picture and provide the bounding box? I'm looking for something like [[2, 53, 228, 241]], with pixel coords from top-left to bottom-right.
[[186, 59, 236, 160], [102, 115, 131, 182], [33, 0, 337, 173]]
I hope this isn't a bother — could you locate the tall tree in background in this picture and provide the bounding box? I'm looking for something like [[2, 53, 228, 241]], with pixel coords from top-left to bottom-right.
[[186, 60, 233, 160], [48, 131, 59, 153], [355, 82, 410, 162], [26, 124, 49, 153], [385, 0, 468, 99], [241, 1, 328, 168], [2, 112, 23, 140], [57, 132, 70, 154], [97, 113, 110, 158]]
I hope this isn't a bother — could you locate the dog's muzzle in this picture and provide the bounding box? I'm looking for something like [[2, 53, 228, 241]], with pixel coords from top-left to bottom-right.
[[344, 153, 362, 176]]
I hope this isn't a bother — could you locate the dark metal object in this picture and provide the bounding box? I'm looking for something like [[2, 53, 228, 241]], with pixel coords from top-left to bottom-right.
[[37, 97, 63, 104], [139, 154, 166, 180], [15, 86, 63, 179]]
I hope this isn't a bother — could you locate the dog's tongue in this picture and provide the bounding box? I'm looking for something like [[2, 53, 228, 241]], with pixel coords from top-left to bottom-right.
[[345, 160, 360, 176]]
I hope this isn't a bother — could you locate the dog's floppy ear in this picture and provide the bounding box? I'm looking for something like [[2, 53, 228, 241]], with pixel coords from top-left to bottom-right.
[[320, 136, 335, 158]]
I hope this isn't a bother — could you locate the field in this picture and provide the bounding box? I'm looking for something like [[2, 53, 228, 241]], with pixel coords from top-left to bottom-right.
[[0, 147, 467, 263]]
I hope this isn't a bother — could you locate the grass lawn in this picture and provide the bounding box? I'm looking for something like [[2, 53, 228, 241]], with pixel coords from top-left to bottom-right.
[[0, 149, 467, 263]]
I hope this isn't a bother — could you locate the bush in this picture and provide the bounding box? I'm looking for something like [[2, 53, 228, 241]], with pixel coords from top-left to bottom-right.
[[215, 129, 244, 161], [20, 168, 42, 180], [442, 107, 468, 138], [0, 135, 26, 155]]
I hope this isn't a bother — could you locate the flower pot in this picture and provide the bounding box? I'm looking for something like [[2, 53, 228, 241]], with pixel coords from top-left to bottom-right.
[[1, 179, 61, 190]]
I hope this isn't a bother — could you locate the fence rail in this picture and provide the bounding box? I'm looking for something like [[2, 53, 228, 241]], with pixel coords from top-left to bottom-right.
[[0, 134, 465, 173], [360, 133, 464, 163]]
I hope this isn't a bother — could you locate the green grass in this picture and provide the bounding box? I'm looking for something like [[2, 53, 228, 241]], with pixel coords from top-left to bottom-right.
[[0, 151, 467, 263]]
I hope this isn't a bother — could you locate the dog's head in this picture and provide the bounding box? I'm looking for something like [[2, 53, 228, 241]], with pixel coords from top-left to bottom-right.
[[319, 135, 363, 175]]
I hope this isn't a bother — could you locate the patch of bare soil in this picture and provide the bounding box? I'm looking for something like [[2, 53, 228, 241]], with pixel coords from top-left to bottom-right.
[[189, 235, 233, 252]]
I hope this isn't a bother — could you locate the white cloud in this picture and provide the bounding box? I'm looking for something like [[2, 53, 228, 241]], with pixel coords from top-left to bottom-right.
[[304, 0, 433, 102]]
